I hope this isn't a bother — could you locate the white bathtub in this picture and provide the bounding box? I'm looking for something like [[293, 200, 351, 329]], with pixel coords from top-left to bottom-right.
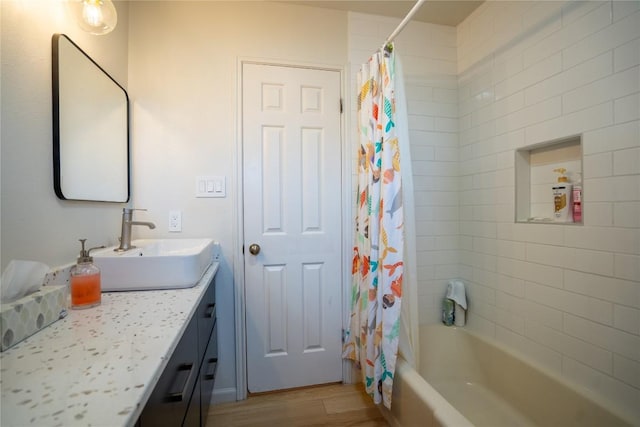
[[383, 325, 635, 427]]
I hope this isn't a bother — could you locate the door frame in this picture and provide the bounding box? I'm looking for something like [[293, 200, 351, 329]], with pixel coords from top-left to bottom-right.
[[233, 58, 353, 400]]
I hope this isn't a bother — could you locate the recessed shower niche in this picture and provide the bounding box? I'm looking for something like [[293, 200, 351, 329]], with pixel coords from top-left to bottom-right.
[[515, 135, 583, 224]]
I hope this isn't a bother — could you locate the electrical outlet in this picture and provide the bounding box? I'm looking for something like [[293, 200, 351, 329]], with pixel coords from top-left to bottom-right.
[[169, 210, 182, 232]]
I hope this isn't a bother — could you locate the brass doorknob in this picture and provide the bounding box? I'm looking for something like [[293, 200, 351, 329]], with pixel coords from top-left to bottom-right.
[[249, 244, 261, 255]]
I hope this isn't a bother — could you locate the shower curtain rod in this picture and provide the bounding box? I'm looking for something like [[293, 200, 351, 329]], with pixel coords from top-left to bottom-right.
[[382, 0, 426, 49]]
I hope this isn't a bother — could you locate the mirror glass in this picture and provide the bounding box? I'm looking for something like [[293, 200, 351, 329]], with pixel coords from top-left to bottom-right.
[[52, 33, 129, 202]]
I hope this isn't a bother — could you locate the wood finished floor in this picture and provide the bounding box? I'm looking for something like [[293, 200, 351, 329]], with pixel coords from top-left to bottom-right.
[[206, 383, 390, 427]]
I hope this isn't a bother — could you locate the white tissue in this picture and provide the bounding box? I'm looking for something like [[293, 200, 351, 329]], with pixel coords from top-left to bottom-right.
[[446, 280, 467, 309], [1, 260, 50, 304]]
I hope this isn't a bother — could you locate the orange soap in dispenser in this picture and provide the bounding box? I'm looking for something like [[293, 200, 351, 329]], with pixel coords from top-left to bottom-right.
[[70, 239, 105, 309]]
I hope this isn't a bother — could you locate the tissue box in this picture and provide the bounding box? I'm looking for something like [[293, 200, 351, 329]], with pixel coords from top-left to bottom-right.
[[0, 285, 67, 352]]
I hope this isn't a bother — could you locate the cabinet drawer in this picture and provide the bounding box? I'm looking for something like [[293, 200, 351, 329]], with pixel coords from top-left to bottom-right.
[[183, 376, 201, 427], [196, 277, 216, 359], [139, 316, 198, 427], [200, 320, 218, 427]]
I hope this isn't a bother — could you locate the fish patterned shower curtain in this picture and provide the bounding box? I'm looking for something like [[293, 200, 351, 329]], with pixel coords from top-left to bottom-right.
[[343, 44, 404, 409]]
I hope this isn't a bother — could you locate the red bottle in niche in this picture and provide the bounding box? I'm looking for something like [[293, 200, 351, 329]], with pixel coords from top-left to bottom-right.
[[572, 184, 582, 223]]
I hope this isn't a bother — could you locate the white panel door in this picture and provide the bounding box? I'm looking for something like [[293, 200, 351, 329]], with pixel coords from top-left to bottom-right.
[[243, 63, 342, 393]]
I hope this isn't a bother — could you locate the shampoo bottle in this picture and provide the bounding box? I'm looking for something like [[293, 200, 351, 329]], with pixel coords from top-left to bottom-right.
[[70, 239, 104, 309], [572, 173, 582, 223], [552, 168, 573, 222]]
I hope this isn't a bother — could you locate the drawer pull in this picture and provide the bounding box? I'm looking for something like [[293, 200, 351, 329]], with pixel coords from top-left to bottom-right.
[[204, 303, 215, 319], [166, 362, 194, 402], [204, 358, 218, 380]]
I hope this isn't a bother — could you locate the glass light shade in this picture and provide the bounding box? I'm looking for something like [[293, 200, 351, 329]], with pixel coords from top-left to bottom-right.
[[74, 0, 117, 35]]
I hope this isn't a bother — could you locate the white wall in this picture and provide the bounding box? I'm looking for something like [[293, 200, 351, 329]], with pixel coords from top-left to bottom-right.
[[1, 1, 129, 270], [347, 12, 460, 325], [127, 0, 348, 402], [457, 0, 639, 420]]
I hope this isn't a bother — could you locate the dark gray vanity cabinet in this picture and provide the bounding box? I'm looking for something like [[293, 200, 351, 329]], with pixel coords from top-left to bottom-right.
[[197, 280, 218, 427], [138, 275, 217, 427]]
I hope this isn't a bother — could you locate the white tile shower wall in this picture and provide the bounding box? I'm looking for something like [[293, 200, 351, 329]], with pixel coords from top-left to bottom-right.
[[348, 13, 459, 324], [458, 0, 639, 420]]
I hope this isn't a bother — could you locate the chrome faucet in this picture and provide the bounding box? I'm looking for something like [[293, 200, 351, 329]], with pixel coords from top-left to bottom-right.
[[115, 208, 156, 252]]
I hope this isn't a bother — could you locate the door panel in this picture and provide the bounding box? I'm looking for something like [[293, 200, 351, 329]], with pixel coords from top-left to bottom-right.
[[243, 63, 342, 393]]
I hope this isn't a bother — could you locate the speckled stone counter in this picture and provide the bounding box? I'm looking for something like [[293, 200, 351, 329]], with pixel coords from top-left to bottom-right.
[[0, 262, 218, 427]]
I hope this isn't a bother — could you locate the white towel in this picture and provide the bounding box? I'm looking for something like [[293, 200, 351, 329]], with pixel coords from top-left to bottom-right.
[[446, 280, 467, 310]]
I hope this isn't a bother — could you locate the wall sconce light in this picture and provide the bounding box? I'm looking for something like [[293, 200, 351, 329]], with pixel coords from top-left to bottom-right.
[[71, 0, 118, 35]]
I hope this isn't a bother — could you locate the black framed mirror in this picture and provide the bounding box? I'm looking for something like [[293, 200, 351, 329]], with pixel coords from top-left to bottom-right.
[[52, 33, 130, 202]]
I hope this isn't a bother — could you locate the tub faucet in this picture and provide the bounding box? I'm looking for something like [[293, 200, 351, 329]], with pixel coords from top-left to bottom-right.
[[115, 208, 156, 252]]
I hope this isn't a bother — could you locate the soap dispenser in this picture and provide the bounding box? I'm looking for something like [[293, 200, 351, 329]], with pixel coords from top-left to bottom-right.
[[70, 239, 105, 309], [552, 168, 573, 222]]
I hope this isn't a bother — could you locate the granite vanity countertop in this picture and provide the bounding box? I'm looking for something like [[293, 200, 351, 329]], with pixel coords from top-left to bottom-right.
[[0, 262, 219, 427]]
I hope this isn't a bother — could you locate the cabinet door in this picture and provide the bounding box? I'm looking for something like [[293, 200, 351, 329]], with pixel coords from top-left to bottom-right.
[[200, 320, 218, 427], [197, 277, 216, 360], [139, 316, 199, 427]]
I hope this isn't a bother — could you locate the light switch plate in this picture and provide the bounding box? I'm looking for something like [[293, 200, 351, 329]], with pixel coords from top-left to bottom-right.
[[196, 176, 225, 198]]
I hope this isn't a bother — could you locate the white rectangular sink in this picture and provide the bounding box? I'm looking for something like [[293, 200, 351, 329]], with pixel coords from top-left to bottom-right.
[[93, 238, 215, 291]]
